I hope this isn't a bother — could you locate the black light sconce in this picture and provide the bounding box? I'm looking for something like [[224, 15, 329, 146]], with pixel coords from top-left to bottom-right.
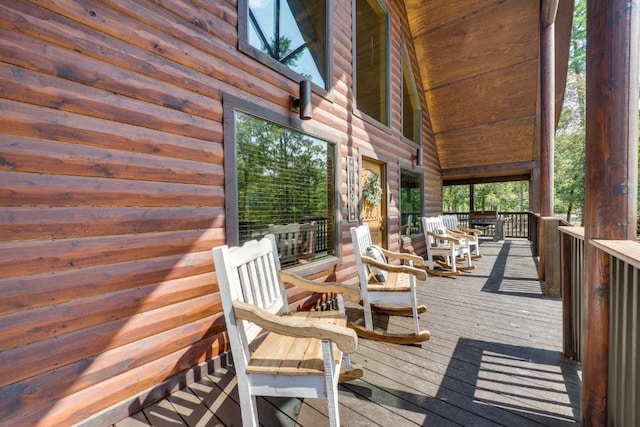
[[414, 147, 423, 166], [290, 79, 313, 120]]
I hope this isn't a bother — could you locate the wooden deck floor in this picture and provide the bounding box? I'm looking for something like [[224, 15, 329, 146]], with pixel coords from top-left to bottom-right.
[[116, 238, 582, 426]]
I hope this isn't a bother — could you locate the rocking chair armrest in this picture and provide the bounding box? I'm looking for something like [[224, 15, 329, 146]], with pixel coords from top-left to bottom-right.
[[379, 248, 425, 267], [232, 300, 358, 353], [426, 231, 460, 245], [361, 256, 427, 281], [279, 271, 361, 302], [458, 226, 482, 236], [447, 230, 470, 240]]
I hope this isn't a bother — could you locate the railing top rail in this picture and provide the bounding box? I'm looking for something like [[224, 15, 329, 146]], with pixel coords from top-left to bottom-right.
[[559, 226, 585, 240], [591, 239, 640, 271]]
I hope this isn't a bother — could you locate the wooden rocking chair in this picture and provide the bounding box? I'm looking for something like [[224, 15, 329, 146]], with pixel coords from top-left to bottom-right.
[[212, 235, 363, 427], [441, 214, 482, 258], [421, 216, 475, 277], [349, 224, 430, 344]]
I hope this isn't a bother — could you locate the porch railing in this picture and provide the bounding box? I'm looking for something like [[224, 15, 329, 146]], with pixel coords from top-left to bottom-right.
[[445, 211, 530, 238], [592, 239, 640, 426], [559, 226, 585, 361], [559, 226, 640, 425], [240, 217, 330, 255]]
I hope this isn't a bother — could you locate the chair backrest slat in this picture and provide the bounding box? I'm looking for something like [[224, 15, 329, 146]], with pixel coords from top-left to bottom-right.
[[442, 214, 458, 231], [422, 216, 444, 246], [213, 236, 288, 354], [350, 224, 373, 299]]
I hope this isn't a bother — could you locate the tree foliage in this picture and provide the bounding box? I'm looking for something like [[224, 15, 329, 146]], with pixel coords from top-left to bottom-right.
[[443, 181, 529, 212], [554, 0, 586, 223], [236, 112, 331, 228]]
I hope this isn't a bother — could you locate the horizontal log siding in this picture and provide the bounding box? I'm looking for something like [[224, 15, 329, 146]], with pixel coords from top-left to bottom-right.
[[0, 0, 441, 425]]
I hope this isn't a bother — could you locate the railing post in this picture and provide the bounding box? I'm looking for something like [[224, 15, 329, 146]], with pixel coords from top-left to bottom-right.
[[561, 229, 575, 359], [543, 218, 562, 295]]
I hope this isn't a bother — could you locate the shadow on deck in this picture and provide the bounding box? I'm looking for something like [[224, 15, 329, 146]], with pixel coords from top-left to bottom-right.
[[116, 238, 581, 426]]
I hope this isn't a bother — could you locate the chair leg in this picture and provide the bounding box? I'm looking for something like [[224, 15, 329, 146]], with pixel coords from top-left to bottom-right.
[[426, 251, 435, 270], [449, 250, 457, 273], [363, 299, 374, 331], [323, 341, 340, 427], [238, 381, 259, 427], [412, 295, 420, 335]]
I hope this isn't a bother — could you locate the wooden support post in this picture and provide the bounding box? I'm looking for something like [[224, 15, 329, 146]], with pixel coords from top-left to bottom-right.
[[583, 0, 639, 424], [561, 230, 574, 359], [538, 1, 558, 281], [540, 0, 557, 217], [543, 218, 561, 296]]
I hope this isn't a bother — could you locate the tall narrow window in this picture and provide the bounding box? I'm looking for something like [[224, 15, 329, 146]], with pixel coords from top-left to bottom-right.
[[234, 111, 335, 265], [246, 0, 327, 89], [400, 169, 423, 236], [402, 47, 420, 142], [354, 0, 389, 125]]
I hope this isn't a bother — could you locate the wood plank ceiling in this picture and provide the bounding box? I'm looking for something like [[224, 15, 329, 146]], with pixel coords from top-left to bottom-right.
[[405, 0, 574, 185]]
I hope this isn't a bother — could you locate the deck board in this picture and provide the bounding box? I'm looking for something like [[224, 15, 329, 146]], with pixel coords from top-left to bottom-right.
[[117, 238, 581, 426]]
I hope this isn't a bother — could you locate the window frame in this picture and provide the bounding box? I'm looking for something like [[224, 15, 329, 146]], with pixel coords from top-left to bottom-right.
[[401, 43, 422, 145], [352, 0, 392, 130], [238, 0, 334, 97], [398, 162, 424, 237], [222, 93, 342, 272]]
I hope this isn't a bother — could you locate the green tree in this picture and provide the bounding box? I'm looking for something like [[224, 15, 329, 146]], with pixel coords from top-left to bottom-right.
[[236, 113, 330, 227], [443, 182, 529, 212], [442, 185, 469, 212], [554, 0, 586, 223]]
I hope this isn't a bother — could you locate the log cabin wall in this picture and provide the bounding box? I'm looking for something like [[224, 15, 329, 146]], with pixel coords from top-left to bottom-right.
[[0, 0, 440, 424]]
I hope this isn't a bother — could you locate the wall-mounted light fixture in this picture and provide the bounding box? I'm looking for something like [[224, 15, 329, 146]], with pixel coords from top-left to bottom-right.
[[290, 79, 313, 120], [414, 147, 423, 166]]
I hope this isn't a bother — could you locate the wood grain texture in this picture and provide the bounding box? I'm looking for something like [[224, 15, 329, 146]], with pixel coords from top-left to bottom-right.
[[436, 117, 535, 170], [405, 0, 574, 185], [0, 0, 441, 424], [427, 60, 538, 134], [415, 0, 539, 90], [582, 0, 639, 423], [405, 0, 497, 37]]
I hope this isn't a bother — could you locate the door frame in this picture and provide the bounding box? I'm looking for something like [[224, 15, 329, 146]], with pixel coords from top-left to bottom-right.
[[360, 154, 389, 248]]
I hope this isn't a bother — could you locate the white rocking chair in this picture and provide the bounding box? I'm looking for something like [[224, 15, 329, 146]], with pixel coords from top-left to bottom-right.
[[421, 216, 475, 277], [441, 214, 482, 258], [349, 224, 430, 344]]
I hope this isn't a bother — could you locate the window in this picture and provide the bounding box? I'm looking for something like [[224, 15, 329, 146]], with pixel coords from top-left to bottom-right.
[[354, 0, 389, 125], [400, 169, 423, 236], [243, 0, 328, 89], [234, 111, 335, 266], [402, 47, 420, 142]]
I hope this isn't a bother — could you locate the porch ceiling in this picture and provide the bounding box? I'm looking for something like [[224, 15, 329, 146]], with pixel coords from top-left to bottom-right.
[[405, 0, 574, 185]]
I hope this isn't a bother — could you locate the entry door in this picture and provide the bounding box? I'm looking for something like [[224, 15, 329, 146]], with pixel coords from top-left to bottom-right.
[[361, 157, 387, 247]]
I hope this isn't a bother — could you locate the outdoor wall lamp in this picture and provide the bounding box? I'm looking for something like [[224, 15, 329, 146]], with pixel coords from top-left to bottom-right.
[[414, 147, 423, 166], [290, 79, 313, 120]]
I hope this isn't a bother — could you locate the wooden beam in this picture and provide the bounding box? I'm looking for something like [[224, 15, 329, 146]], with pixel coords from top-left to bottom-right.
[[441, 160, 536, 178], [541, 0, 559, 27], [583, 0, 639, 425], [443, 174, 531, 187]]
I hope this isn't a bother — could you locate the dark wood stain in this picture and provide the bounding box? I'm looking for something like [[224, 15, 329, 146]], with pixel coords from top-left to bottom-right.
[[0, 0, 442, 425]]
